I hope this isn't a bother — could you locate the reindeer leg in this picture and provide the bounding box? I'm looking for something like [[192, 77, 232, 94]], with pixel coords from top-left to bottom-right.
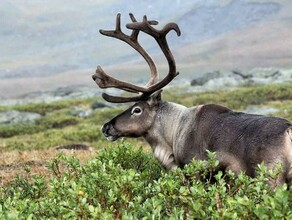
[[216, 152, 247, 176]]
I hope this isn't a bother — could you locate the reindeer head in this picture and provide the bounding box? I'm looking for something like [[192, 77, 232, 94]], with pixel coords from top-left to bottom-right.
[[101, 90, 162, 141], [92, 13, 180, 141]]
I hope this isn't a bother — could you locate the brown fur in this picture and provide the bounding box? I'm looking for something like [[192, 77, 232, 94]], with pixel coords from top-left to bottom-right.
[[94, 13, 292, 187], [101, 92, 292, 186]]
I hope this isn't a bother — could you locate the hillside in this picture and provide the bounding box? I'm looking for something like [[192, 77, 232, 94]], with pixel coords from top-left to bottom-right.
[[1, 84, 292, 218], [0, 0, 292, 98]]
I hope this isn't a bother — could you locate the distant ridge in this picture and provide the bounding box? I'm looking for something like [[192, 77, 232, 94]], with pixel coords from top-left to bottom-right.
[[0, 0, 291, 98]]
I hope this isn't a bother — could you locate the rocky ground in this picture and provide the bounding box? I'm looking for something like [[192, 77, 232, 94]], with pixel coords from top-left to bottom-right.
[[189, 67, 292, 92], [0, 67, 291, 126]]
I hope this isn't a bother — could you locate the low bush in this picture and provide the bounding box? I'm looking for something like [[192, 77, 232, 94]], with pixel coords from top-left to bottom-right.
[[1, 143, 291, 219]]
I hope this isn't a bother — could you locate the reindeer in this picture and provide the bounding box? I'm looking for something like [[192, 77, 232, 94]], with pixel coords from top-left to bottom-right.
[[92, 13, 292, 186]]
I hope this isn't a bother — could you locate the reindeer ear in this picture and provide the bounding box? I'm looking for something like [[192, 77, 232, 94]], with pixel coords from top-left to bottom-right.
[[148, 90, 162, 107]]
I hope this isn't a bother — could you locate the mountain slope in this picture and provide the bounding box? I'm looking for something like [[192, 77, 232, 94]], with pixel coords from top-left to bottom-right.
[[0, 0, 291, 98]]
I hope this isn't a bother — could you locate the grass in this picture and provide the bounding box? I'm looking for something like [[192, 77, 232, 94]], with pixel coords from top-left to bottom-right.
[[0, 83, 291, 185], [163, 84, 292, 111]]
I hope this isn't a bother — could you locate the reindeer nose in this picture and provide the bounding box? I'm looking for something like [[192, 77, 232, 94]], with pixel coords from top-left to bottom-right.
[[102, 123, 110, 136], [92, 74, 97, 81]]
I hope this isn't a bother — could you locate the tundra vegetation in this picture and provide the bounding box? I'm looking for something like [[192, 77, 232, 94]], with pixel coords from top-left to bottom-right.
[[0, 83, 292, 219]]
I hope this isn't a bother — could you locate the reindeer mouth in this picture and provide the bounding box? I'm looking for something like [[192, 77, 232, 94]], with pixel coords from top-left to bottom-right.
[[103, 131, 120, 142], [102, 123, 120, 142], [106, 135, 119, 142]]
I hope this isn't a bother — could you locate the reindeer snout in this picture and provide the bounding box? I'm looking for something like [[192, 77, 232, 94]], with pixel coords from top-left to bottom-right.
[[102, 123, 110, 136], [92, 74, 97, 81]]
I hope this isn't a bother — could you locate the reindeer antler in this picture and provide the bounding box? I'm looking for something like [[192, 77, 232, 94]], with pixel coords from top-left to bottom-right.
[[92, 13, 181, 103]]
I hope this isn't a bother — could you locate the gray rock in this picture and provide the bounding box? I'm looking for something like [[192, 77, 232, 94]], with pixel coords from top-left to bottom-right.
[[242, 68, 292, 85], [204, 76, 242, 89], [243, 106, 278, 116], [91, 101, 113, 110], [232, 70, 252, 79], [69, 107, 92, 118], [190, 71, 223, 86], [189, 68, 292, 93], [248, 68, 281, 79], [0, 86, 122, 107], [0, 110, 42, 125]]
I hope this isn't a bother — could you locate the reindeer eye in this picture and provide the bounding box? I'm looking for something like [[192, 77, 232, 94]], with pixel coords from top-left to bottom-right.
[[131, 106, 142, 115]]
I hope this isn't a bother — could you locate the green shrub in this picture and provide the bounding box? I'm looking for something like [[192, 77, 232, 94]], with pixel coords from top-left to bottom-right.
[[1, 84, 292, 218], [1, 144, 291, 219]]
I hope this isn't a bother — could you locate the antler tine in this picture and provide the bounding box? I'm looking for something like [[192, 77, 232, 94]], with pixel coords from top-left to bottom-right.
[[99, 13, 121, 37], [93, 14, 181, 103], [126, 16, 181, 94], [147, 22, 181, 92], [128, 13, 138, 39], [95, 13, 158, 94], [102, 93, 145, 103]]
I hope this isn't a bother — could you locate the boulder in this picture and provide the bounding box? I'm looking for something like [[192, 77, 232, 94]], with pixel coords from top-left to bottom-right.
[[91, 101, 113, 110], [0, 110, 42, 125], [248, 68, 281, 79], [69, 107, 92, 118], [232, 70, 252, 79], [243, 106, 278, 115], [190, 71, 223, 86]]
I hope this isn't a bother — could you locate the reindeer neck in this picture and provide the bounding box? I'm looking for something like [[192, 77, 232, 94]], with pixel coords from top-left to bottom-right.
[[144, 101, 187, 150]]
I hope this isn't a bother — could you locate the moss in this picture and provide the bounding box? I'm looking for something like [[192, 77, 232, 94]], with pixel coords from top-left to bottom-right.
[[0, 124, 40, 138], [264, 100, 292, 121], [36, 114, 80, 129], [164, 84, 292, 110], [0, 83, 291, 152], [0, 113, 80, 138], [0, 104, 131, 150], [0, 98, 97, 115]]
